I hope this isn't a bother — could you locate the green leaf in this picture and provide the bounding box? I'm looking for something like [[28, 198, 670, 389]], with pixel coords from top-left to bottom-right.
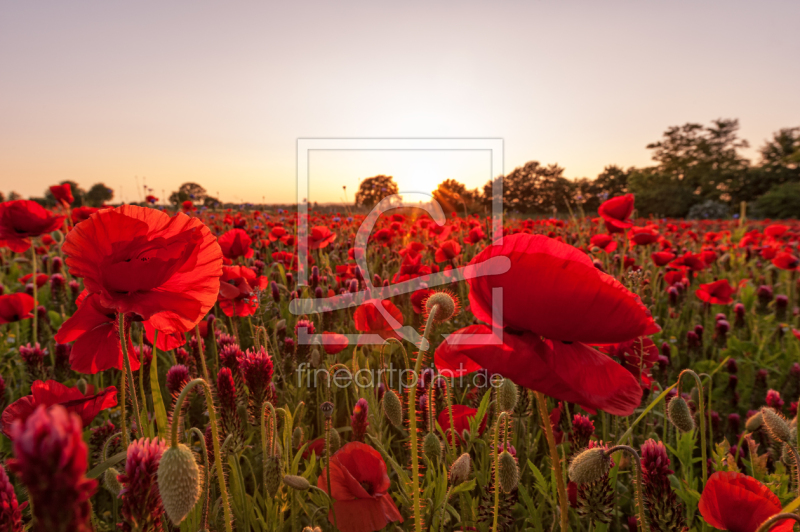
[[86, 450, 126, 479]]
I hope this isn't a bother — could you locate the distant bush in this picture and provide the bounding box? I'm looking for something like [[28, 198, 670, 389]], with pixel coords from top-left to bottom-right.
[[687, 200, 730, 220], [754, 182, 800, 219]]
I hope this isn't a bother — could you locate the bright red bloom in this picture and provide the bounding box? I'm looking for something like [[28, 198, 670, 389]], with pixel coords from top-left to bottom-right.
[[438, 234, 659, 415], [696, 279, 735, 305], [437, 404, 487, 444], [0, 293, 35, 324], [590, 234, 617, 253], [627, 226, 660, 246], [218, 228, 254, 260], [465, 226, 486, 245], [1, 380, 117, 437], [651, 251, 676, 266], [19, 273, 49, 288], [764, 224, 788, 239], [354, 299, 404, 341], [70, 206, 98, 224], [218, 265, 269, 317], [7, 405, 97, 532], [435, 239, 462, 262], [670, 252, 707, 271], [598, 194, 635, 231], [320, 331, 349, 354], [772, 251, 799, 271], [309, 225, 337, 249], [49, 183, 74, 206], [410, 288, 433, 314], [699, 471, 792, 532], [181, 200, 195, 212], [0, 200, 65, 253], [63, 205, 223, 332], [317, 442, 403, 532]]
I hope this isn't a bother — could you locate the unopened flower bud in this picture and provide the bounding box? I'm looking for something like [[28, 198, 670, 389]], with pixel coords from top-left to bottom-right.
[[423, 431, 442, 462], [157, 444, 202, 525], [761, 407, 792, 443], [668, 397, 695, 433], [497, 378, 518, 413], [569, 447, 611, 485], [383, 389, 403, 427], [745, 411, 763, 432], [449, 453, 471, 485], [283, 475, 310, 490], [498, 450, 519, 493]]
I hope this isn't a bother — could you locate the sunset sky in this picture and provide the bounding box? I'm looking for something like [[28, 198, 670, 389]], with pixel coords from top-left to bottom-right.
[[1, 1, 799, 204]]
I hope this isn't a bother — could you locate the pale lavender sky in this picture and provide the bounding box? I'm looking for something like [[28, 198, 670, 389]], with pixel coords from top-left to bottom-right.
[[1, 1, 798, 203]]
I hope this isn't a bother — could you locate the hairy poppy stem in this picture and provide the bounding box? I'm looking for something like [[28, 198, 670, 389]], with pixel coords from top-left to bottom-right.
[[755, 513, 800, 532], [118, 313, 145, 437], [605, 445, 648, 532], [535, 391, 569, 532], [172, 378, 234, 532], [31, 245, 37, 343], [188, 427, 211, 531], [492, 411, 510, 532], [677, 369, 708, 485], [119, 364, 129, 447]]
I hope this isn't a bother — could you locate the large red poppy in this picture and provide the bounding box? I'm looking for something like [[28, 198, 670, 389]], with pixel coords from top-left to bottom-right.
[[308, 225, 337, 249], [0, 293, 36, 324], [598, 194, 635, 231], [699, 471, 792, 532], [317, 442, 403, 532], [71, 206, 98, 224], [590, 234, 617, 253], [62, 205, 222, 333], [772, 252, 799, 271], [696, 279, 734, 305], [651, 251, 676, 267], [218, 265, 269, 317], [49, 184, 74, 206], [437, 234, 658, 416], [435, 240, 462, 262], [1, 380, 117, 437], [354, 299, 404, 341], [0, 200, 65, 253], [218, 228, 254, 260], [437, 404, 487, 444], [627, 226, 660, 246]]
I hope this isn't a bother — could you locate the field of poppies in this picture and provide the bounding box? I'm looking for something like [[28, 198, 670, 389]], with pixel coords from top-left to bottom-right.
[[1, 186, 800, 532]]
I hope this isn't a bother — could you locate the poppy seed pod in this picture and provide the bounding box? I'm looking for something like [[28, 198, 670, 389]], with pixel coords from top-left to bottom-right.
[[293, 426, 304, 449], [498, 378, 518, 412], [383, 389, 403, 427], [157, 444, 202, 526], [283, 475, 310, 490], [449, 452, 472, 485], [425, 291, 459, 323], [498, 450, 519, 493], [264, 455, 282, 498], [667, 397, 694, 433], [761, 407, 792, 444], [569, 447, 611, 485], [423, 431, 443, 462], [746, 411, 763, 432], [104, 467, 122, 496]]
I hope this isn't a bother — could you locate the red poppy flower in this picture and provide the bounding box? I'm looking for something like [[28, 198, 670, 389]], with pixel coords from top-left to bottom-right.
[[696, 279, 734, 305], [590, 234, 617, 253], [465, 226, 486, 245], [303, 437, 326, 459], [145, 195, 158, 204], [598, 194, 635, 231], [435, 240, 462, 262], [439, 234, 659, 415], [437, 404, 487, 444], [49, 184, 74, 206], [664, 270, 687, 286], [320, 332, 349, 354], [19, 273, 49, 288], [62, 205, 223, 333], [181, 200, 195, 212], [143, 320, 186, 350], [772, 252, 799, 271], [627, 226, 660, 246], [1, 380, 117, 437], [268, 226, 288, 242], [600, 337, 659, 389], [353, 299, 404, 342], [410, 288, 433, 314], [0, 200, 65, 253], [308, 225, 337, 249], [699, 471, 792, 532], [218, 265, 269, 317], [669, 252, 707, 271], [0, 293, 35, 324], [218, 228, 254, 260], [71, 206, 98, 224], [317, 442, 403, 532], [651, 251, 676, 267], [764, 224, 788, 239]]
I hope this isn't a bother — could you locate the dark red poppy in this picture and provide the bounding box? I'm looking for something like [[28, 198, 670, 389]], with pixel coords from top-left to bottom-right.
[[0, 200, 65, 253], [320, 332, 349, 354], [410, 288, 433, 314], [145, 195, 158, 204], [1, 380, 117, 437], [49, 184, 74, 206], [181, 200, 195, 212], [437, 404, 487, 444], [669, 252, 707, 271], [627, 226, 660, 246], [598, 194, 634, 231], [218, 228, 254, 260], [71, 206, 98, 224], [772, 252, 799, 271], [354, 300, 404, 342], [435, 240, 461, 262], [303, 437, 326, 459], [62, 205, 222, 333], [317, 442, 403, 532], [465, 226, 486, 245], [651, 251, 676, 266], [764, 224, 788, 239], [437, 234, 659, 415], [218, 265, 269, 317], [696, 279, 734, 305], [308, 225, 337, 249], [0, 293, 35, 324], [590, 234, 617, 253], [664, 270, 687, 286], [19, 273, 49, 288], [699, 471, 792, 532]]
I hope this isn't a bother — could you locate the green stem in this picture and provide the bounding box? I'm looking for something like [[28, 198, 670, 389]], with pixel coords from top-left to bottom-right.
[[754, 513, 800, 532], [678, 369, 708, 484], [606, 445, 648, 532], [118, 313, 145, 436], [194, 324, 211, 383], [31, 246, 37, 342], [535, 391, 569, 532], [188, 428, 211, 531], [120, 365, 129, 447], [492, 412, 510, 532], [171, 378, 234, 532]]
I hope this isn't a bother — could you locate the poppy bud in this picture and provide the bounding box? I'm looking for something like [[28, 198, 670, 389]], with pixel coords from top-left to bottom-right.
[[104, 467, 122, 496], [497, 378, 518, 412], [424, 431, 443, 462], [667, 397, 695, 433], [157, 444, 202, 525], [425, 290, 459, 323], [569, 447, 611, 485], [264, 455, 282, 497], [761, 407, 792, 444], [498, 450, 519, 493], [293, 427, 304, 449], [383, 389, 403, 427], [283, 475, 310, 490], [745, 411, 763, 432], [449, 453, 471, 485], [327, 427, 341, 454]]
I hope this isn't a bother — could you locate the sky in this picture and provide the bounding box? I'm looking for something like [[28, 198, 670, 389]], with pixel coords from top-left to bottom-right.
[[1, 0, 799, 204]]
